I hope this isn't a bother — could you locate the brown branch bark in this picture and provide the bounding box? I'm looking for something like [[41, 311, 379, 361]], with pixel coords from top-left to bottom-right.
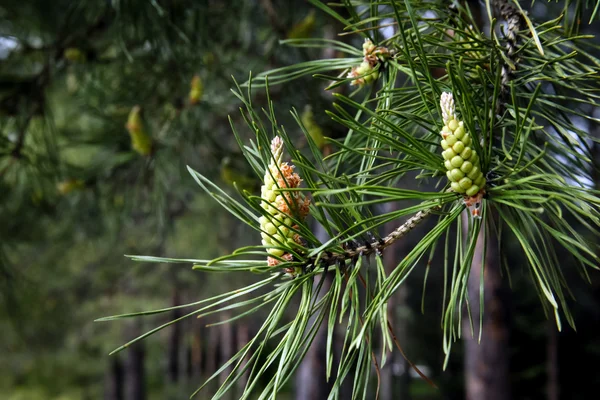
[[304, 207, 437, 270]]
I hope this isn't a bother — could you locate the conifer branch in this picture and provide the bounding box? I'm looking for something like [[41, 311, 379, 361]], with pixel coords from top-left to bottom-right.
[[493, 0, 523, 105], [309, 207, 436, 267]]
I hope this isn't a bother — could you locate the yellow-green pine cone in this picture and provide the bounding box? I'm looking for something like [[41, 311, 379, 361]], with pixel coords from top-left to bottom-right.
[[348, 38, 390, 87], [363, 39, 377, 55], [57, 179, 84, 195], [131, 134, 152, 156], [64, 48, 86, 63], [189, 75, 203, 105], [300, 105, 325, 149], [348, 61, 378, 86], [126, 106, 153, 156], [439, 92, 485, 195], [259, 137, 310, 260], [287, 10, 316, 39]]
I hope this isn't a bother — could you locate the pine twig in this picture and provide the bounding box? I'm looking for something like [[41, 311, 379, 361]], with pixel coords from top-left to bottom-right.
[[493, 0, 523, 105], [309, 207, 436, 267]]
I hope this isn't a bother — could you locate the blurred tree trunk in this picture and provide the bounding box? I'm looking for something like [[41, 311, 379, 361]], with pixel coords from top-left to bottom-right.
[[191, 318, 203, 379], [184, 313, 192, 380], [380, 283, 411, 400], [459, 4, 512, 399], [124, 318, 146, 400], [206, 323, 220, 391], [546, 320, 559, 400], [168, 288, 181, 383], [236, 322, 251, 397], [219, 311, 234, 398], [380, 202, 410, 400], [295, 222, 331, 400], [104, 356, 124, 400], [186, 341, 193, 380], [462, 212, 510, 400]]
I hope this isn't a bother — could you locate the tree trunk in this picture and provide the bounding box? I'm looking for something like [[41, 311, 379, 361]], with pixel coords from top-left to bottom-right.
[[380, 202, 410, 400], [294, 222, 331, 400], [380, 285, 410, 400], [546, 319, 559, 400], [236, 322, 251, 397], [206, 322, 220, 391], [294, 281, 331, 400], [462, 211, 510, 400], [124, 319, 146, 400], [191, 317, 203, 380], [168, 288, 181, 383], [104, 356, 124, 400], [219, 311, 234, 396]]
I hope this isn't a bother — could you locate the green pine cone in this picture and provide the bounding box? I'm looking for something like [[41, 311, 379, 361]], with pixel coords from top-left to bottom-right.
[[439, 92, 486, 195], [259, 137, 310, 260]]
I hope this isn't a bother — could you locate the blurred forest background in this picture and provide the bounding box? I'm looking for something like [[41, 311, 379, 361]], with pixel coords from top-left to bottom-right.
[[1, 1, 600, 400]]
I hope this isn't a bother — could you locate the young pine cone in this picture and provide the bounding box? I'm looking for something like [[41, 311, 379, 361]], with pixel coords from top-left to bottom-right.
[[347, 60, 379, 86], [189, 74, 203, 105], [126, 106, 153, 156], [259, 137, 310, 269], [347, 39, 390, 86], [439, 92, 486, 197]]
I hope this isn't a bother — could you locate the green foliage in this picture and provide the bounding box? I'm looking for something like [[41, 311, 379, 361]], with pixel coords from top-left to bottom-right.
[[1, 0, 325, 397], [99, 1, 600, 399], [3, 0, 600, 398]]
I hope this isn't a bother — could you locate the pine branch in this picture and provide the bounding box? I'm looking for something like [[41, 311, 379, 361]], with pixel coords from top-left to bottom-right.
[[96, 2, 600, 399], [2, 10, 112, 162], [309, 206, 437, 267], [492, 0, 523, 108]]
